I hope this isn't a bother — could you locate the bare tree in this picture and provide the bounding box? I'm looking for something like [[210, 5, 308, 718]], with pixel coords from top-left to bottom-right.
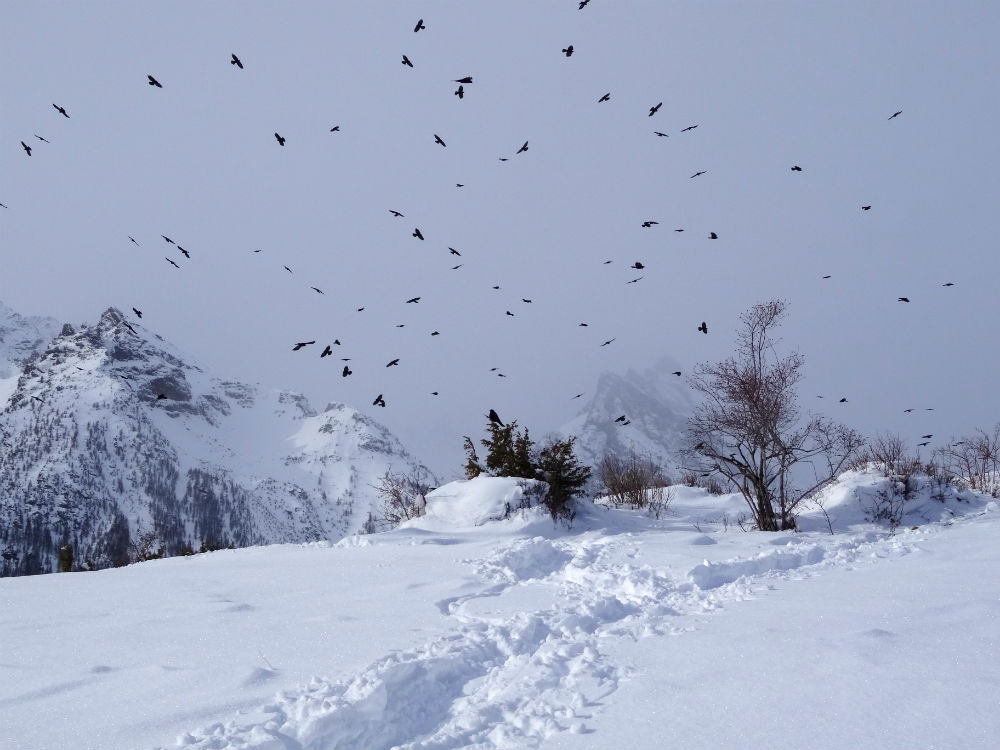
[[934, 424, 1000, 497], [686, 299, 864, 530], [600, 451, 671, 514], [372, 469, 432, 528]]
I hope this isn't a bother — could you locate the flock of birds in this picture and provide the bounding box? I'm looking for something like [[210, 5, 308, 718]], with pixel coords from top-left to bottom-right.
[[5, 3, 959, 443]]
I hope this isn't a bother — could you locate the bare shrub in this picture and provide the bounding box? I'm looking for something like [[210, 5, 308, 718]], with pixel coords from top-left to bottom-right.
[[934, 425, 1000, 497], [128, 530, 164, 563], [372, 469, 432, 529], [600, 451, 671, 513]]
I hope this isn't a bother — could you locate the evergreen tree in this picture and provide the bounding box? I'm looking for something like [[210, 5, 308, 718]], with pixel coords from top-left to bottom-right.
[[536, 436, 592, 523], [462, 436, 483, 479]]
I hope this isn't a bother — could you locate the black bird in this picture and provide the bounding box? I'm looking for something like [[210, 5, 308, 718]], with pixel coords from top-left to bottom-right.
[[791, 165, 802, 171], [147, 74, 162, 87], [178, 246, 190, 258], [454, 76, 473, 84], [602, 260, 612, 264], [30, 395, 44, 404], [456, 183, 464, 187], [454, 85, 464, 99], [861, 205, 871, 210], [449, 247, 461, 256], [898, 297, 910, 302], [680, 124, 699, 132], [599, 92, 610, 102], [121, 320, 137, 335], [942, 282, 954, 287], [488, 409, 504, 426], [690, 170, 707, 178], [434, 134, 446, 147], [579, 0, 591, 7], [284, 265, 293, 273], [888, 110, 902, 120], [614, 415, 627, 423], [904, 408, 915, 413], [505, 310, 514, 317], [406, 297, 420, 303], [697, 321, 708, 334], [128, 236, 139, 246], [413, 228, 424, 240], [601, 338, 616, 346], [522, 298, 532, 304], [356, 306, 364, 311], [396, 323, 405, 328], [649, 102, 662, 117], [0, 202, 6, 208], [373, 393, 385, 407], [275, 132, 285, 146], [709, 232, 718, 239], [579, 323, 589, 327], [622, 420, 631, 426], [499, 157, 508, 162], [653, 131, 668, 137], [132, 307, 143, 318], [165, 257, 179, 268], [231, 53, 243, 69], [674, 228, 684, 232], [20, 141, 31, 156], [414, 18, 425, 32], [627, 276, 643, 284], [292, 341, 316, 351], [386, 358, 400, 367], [53, 103, 69, 118], [321, 345, 333, 357], [330, 125, 340, 132], [572, 393, 583, 399], [157, 393, 168, 400], [921, 434, 933, 439], [451, 264, 463, 270], [342, 365, 352, 377], [822, 275, 832, 279], [431, 331, 440, 336], [517, 140, 529, 154], [492, 285, 500, 290], [162, 235, 175, 244], [631, 261, 644, 269], [672, 371, 681, 376], [918, 441, 930, 447], [402, 54, 414, 67], [389, 209, 404, 217], [34, 134, 50, 143], [562, 45, 574, 57], [641, 221, 658, 228], [431, 391, 439, 396], [839, 397, 848, 403]]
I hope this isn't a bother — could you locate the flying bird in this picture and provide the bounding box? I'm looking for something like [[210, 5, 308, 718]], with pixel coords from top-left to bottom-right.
[[402, 55, 413, 67], [904, 408, 915, 413], [601, 338, 616, 346], [434, 133, 446, 147], [274, 132, 285, 146], [614, 415, 627, 423], [311, 286, 324, 294], [942, 282, 954, 287], [147, 74, 163, 87], [53, 103, 69, 118], [599, 92, 610, 102], [454, 76, 473, 84], [20, 141, 31, 156], [690, 171, 707, 178], [680, 125, 699, 132], [649, 102, 662, 116], [321, 345, 333, 357], [641, 221, 658, 228], [791, 165, 802, 171], [178, 246, 190, 258], [918, 441, 930, 447], [572, 393, 583, 399], [579, 0, 591, 7], [386, 358, 400, 367], [898, 297, 910, 302], [672, 371, 681, 376], [517, 140, 529, 154], [822, 275, 832, 279], [430, 331, 440, 336], [406, 297, 420, 304], [132, 307, 143, 318], [921, 434, 933, 439], [709, 232, 718, 239], [413, 228, 424, 240], [562, 45, 574, 57], [231, 53, 243, 69], [627, 276, 643, 284], [454, 85, 464, 99], [389, 209, 404, 217], [342, 365, 352, 377], [653, 131, 668, 137], [414, 18, 425, 32], [449, 247, 461, 256], [631, 261, 644, 269], [839, 397, 848, 403], [888, 110, 902, 120], [522, 298, 532, 304], [697, 321, 708, 334], [165, 257, 179, 268], [505, 310, 514, 316], [330, 125, 340, 132], [488, 409, 504, 426], [579, 323, 589, 327], [284, 265, 293, 273], [292, 341, 316, 351], [128, 236, 139, 246], [34, 134, 50, 143], [373, 393, 385, 407], [861, 205, 871, 211], [451, 264, 463, 270], [161, 235, 175, 244]]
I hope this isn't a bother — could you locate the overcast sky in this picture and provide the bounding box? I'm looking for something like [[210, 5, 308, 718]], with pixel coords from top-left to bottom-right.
[[3, 1, 998, 476]]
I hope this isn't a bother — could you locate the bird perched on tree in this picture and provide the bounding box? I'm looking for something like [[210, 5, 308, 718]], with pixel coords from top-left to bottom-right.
[[402, 55, 413, 67], [274, 132, 285, 146], [147, 74, 163, 87], [53, 103, 70, 118], [562, 45, 574, 57], [414, 18, 425, 32], [292, 341, 315, 351], [649, 102, 662, 116], [488, 409, 504, 426], [697, 321, 708, 334], [231, 53, 243, 69]]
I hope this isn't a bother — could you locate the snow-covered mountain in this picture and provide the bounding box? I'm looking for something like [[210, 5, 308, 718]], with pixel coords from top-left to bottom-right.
[[0, 303, 434, 576], [559, 356, 695, 478]]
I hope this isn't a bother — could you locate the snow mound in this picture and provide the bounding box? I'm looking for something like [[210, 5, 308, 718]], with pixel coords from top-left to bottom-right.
[[404, 476, 548, 531]]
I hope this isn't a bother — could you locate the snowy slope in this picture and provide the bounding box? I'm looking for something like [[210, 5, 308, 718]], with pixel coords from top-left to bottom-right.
[[560, 356, 694, 476], [0, 472, 995, 750], [0, 303, 434, 575]]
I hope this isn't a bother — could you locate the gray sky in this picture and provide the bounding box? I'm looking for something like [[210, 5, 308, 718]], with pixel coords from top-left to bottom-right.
[[3, 1, 998, 476]]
